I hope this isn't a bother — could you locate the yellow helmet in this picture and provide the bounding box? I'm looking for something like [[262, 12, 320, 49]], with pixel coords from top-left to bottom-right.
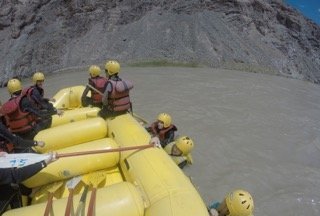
[[226, 189, 254, 216], [7, 79, 22, 94], [105, 60, 120, 76], [32, 72, 45, 83], [89, 65, 101, 77], [176, 136, 194, 156], [157, 113, 172, 128]]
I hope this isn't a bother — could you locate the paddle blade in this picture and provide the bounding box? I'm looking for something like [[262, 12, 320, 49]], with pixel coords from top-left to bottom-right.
[[66, 176, 82, 189], [0, 153, 50, 168]]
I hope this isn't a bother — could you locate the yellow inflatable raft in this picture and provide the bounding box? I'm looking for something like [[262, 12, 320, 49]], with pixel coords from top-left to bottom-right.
[[3, 86, 209, 216], [51, 107, 99, 127], [52, 85, 85, 109]]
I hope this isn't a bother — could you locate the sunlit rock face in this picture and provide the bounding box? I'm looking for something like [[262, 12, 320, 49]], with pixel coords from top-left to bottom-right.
[[0, 0, 319, 85]]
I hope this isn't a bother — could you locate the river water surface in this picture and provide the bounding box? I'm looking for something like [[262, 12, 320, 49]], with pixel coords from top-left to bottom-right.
[[1, 67, 319, 215]]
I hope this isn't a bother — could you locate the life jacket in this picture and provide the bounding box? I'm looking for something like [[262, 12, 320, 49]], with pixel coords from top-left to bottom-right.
[[164, 142, 188, 167], [0, 94, 36, 133], [107, 79, 133, 112], [25, 86, 44, 109], [150, 122, 177, 142], [89, 76, 107, 104]]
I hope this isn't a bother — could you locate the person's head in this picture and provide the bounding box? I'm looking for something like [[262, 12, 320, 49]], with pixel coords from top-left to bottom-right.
[[32, 72, 45, 87], [175, 136, 194, 156], [223, 189, 254, 216], [7, 78, 22, 95], [105, 60, 120, 76], [157, 113, 171, 129], [89, 65, 101, 78]]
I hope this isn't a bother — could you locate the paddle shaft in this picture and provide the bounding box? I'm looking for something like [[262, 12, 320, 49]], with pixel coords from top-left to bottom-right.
[[64, 189, 74, 216], [44, 193, 54, 216], [57, 144, 153, 158], [87, 84, 103, 96], [87, 188, 97, 216], [75, 186, 89, 216]]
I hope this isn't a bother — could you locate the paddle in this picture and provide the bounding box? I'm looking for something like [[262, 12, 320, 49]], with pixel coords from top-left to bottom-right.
[[0, 144, 153, 168], [85, 172, 105, 216], [74, 172, 104, 216], [43, 181, 64, 216], [130, 112, 149, 125], [64, 176, 82, 216], [56, 144, 153, 158], [0, 153, 50, 168], [86, 84, 104, 96], [74, 184, 89, 216]]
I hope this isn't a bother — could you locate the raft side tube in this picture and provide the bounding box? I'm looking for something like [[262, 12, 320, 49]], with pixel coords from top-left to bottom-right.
[[4, 182, 145, 216], [23, 138, 119, 188], [121, 148, 209, 216], [34, 117, 107, 153], [107, 113, 209, 216], [106, 113, 151, 160], [52, 85, 86, 109], [32, 166, 123, 204], [51, 107, 100, 127]]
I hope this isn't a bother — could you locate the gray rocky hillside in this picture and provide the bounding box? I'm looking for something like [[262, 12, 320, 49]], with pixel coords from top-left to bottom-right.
[[0, 0, 319, 86]]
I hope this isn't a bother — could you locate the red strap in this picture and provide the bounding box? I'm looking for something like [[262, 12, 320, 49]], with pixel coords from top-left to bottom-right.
[[64, 189, 74, 216], [44, 193, 54, 216], [87, 188, 97, 216]]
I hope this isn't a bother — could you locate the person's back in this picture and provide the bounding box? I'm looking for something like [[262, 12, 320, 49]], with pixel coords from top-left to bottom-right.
[[26, 72, 63, 129], [1, 79, 37, 137], [81, 65, 107, 108], [0, 79, 48, 141], [99, 60, 133, 118]]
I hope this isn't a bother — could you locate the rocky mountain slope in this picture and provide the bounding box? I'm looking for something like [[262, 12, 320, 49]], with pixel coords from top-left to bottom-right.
[[0, 0, 319, 86]]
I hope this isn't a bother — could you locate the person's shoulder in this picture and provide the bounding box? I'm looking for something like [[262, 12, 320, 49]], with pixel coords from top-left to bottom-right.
[[170, 124, 178, 131]]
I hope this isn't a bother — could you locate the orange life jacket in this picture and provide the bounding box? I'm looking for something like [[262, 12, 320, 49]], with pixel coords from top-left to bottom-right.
[[107, 79, 133, 112], [89, 76, 108, 104], [0, 94, 36, 133]]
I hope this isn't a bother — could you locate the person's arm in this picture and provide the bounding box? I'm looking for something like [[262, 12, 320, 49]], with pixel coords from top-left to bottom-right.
[[30, 89, 47, 108], [0, 152, 56, 185], [81, 85, 91, 106], [14, 136, 39, 148], [178, 160, 188, 169], [31, 89, 57, 115], [0, 161, 45, 185], [20, 97, 45, 117], [0, 123, 36, 148], [102, 82, 112, 106], [161, 130, 175, 146]]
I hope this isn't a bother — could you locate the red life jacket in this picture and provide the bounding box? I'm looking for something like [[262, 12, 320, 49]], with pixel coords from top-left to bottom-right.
[[150, 121, 177, 141], [0, 94, 36, 133], [89, 76, 108, 104], [107, 79, 133, 112]]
